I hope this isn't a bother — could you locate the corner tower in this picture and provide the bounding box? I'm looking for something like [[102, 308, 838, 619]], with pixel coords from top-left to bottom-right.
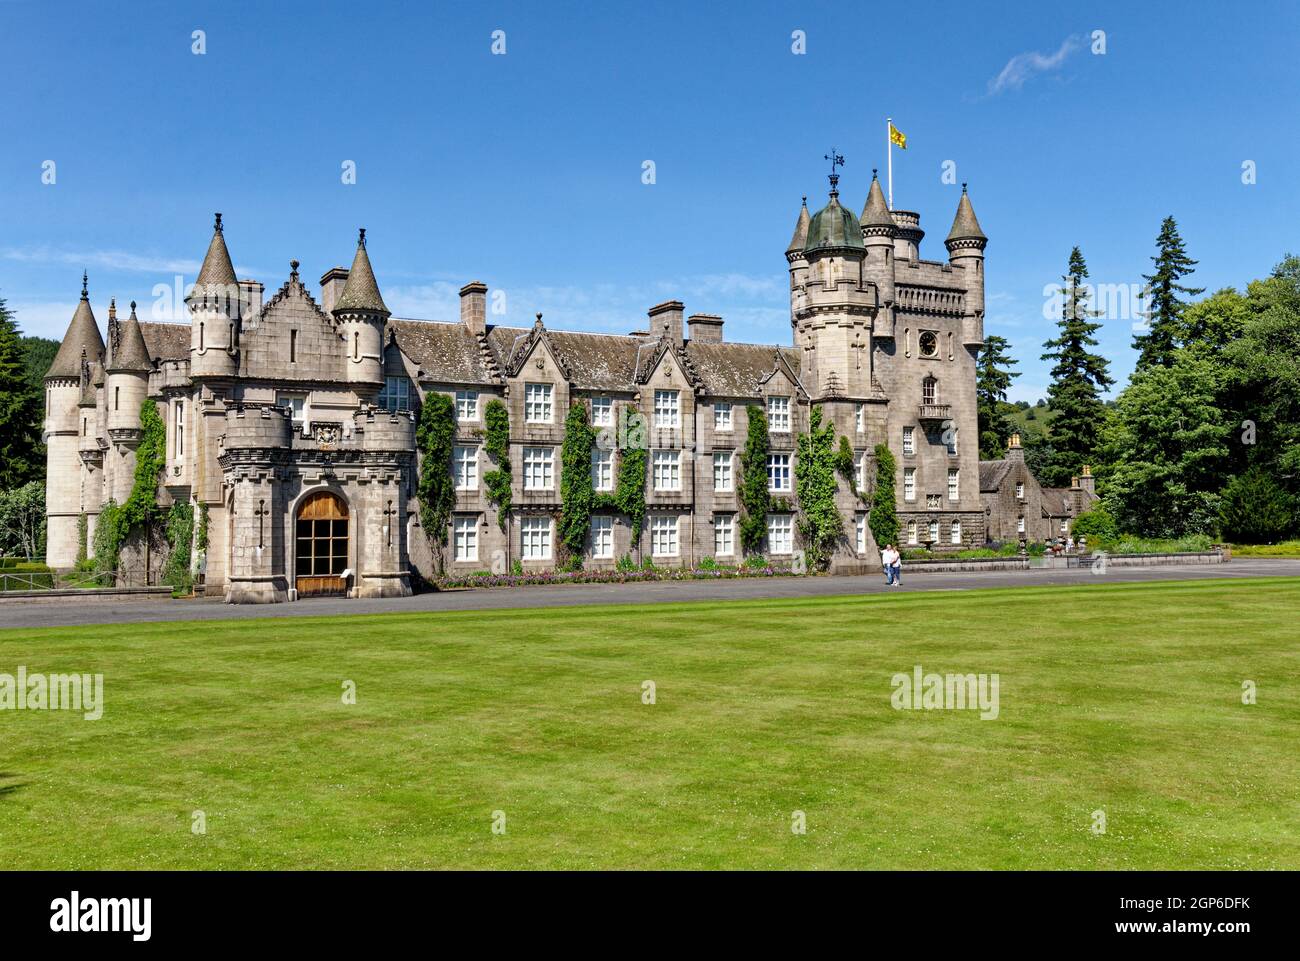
[[105, 301, 153, 502], [187, 213, 243, 379], [332, 228, 389, 388], [944, 184, 988, 347], [860, 171, 897, 338]]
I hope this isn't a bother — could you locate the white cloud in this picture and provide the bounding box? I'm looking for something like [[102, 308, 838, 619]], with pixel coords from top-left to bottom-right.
[[0, 246, 264, 280], [987, 35, 1081, 96]]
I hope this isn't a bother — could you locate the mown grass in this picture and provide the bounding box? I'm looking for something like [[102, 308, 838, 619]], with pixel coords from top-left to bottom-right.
[[1, 578, 1296, 869], [1231, 540, 1300, 558]]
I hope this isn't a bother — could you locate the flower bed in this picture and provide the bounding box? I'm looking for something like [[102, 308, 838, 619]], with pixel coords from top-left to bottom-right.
[[438, 565, 798, 589]]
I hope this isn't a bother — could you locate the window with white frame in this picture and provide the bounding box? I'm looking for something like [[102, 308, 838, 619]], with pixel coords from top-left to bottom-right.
[[928, 520, 939, 543], [948, 468, 959, 501], [653, 389, 680, 428], [277, 392, 307, 427], [453, 445, 478, 491], [455, 389, 479, 421], [767, 513, 793, 554], [714, 513, 735, 557], [590, 448, 613, 491], [767, 396, 791, 432], [902, 425, 915, 456], [1016, 482, 1025, 499], [173, 401, 185, 460], [522, 446, 554, 490], [524, 383, 553, 423], [767, 453, 791, 492], [1018, 516, 1026, 534], [951, 520, 962, 544], [520, 516, 552, 560], [907, 520, 918, 544], [590, 396, 613, 426], [855, 403, 865, 433], [651, 515, 679, 556], [714, 402, 732, 431], [713, 451, 733, 492], [903, 467, 916, 501], [856, 451, 868, 492], [453, 516, 478, 562], [652, 449, 681, 490], [855, 513, 867, 553], [379, 376, 412, 412], [589, 515, 613, 559]]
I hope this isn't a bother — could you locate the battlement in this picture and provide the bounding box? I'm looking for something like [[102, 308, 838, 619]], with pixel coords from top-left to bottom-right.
[[223, 403, 294, 450]]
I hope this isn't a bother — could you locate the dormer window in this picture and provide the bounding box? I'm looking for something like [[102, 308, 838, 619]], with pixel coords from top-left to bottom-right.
[[525, 383, 553, 423]]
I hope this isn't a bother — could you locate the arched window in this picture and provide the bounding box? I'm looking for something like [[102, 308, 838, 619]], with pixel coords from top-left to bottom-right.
[[922, 376, 937, 405]]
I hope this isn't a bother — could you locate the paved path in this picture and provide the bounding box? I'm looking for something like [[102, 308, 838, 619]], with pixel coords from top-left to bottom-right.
[[2, 558, 1297, 630]]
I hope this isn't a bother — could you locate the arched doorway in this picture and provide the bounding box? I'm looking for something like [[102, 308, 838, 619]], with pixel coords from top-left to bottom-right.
[[296, 491, 349, 597]]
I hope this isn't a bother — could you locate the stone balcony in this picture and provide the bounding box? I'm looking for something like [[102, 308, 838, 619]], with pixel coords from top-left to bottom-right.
[[918, 403, 951, 426]]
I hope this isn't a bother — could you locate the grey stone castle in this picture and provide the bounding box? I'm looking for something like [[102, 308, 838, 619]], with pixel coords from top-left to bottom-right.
[[42, 172, 1092, 602]]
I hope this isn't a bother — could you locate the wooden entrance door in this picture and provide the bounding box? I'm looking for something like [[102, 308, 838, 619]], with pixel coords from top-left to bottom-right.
[[296, 491, 349, 597]]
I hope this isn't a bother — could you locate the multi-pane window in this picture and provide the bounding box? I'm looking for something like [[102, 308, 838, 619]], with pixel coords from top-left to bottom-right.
[[1018, 516, 1026, 535], [767, 396, 791, 432], [902, 426, 915, 455], [455, 389, 479, 421], [590, 396, 613, 427], [453, 516, 478, 562], [1016, 482, 1025, 500], [714, 402, 732, 431], [591, 448, 613, 491], [652, 449, 681, 491], [653, 389, 680, 428], [174, 401, 185, 459], [950, 520, 962, 545], [589, 515, 613, 559], [453, 446, 478, 491], [907, 520, 918, 545], [713, 451, 733, 492], [522, 446, 555, 490], [521, 516, 552, 560], [928, 520, 940, 543], [714, 513, 735, 557], [856, 451, 868, 492], [903, 467, 916, 501], [922, 377, 937, 405], [948, 468, 959, 501], [278, 392, 306, 425], [855, 513, 867, 554], [767, 453, 791, 492], [651, 515, 679, 557], [524, 383, 553, 423], [378, 376, 412, 412], [767, 513, 793, 554], [855, 403, 865, 433]]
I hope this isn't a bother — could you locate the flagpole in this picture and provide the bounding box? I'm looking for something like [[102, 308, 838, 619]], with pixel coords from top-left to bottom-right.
[[886, 116, 893, 210]]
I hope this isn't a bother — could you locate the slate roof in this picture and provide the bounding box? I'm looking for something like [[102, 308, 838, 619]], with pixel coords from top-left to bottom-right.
[[140, 322, 191, 363], [860, 174, 896, 230], [334, 231, 389, 314], [194, 215, 238, 289], [786, 199, 810, 253], [685, 341, 800, 397], [47, 283, 105, 380], [946, 186, 986, 243], [1040, 488, 1075, 515], [389, 319, 494, 385], [979, 459, 1014, 491], [108, 305, 152, 373]]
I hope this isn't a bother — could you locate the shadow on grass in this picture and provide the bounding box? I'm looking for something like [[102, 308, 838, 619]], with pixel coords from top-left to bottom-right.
[[0, 772, 28, 798]]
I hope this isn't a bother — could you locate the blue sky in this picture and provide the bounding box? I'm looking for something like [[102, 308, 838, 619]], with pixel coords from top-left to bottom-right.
[[3, 0, 1298, 401]]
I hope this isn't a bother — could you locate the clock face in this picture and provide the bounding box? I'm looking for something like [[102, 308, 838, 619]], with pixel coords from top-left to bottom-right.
[[919, 330, 939, 357]]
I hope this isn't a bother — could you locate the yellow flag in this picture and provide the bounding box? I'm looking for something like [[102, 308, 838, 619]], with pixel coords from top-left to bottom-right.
[[889, 122, 907, 149]]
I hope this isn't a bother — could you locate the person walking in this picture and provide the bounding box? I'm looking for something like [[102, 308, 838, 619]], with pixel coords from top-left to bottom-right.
[[891, 545, 903, 587], [881, 544, 897, 585]]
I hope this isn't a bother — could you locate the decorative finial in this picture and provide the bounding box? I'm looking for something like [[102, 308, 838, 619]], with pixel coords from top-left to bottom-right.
[[358, 228, 367, 248], [214, 212, 223, 232], [961, 182, 968, 193], [801, 195, 807, 207], [872, 168, 879, 180], [129, 300, 137, 314], [534, 312, 543, 327], [80, 271, 88, 299], [823, 148, 845, 193], [290, 259, 300, 280]]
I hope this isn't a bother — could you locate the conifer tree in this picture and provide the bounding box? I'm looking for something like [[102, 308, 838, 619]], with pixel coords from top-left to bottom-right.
[[976, 334, 1020, 459], [1040, 248, 1113, 487], [1134, 216, 1203, 369], [0, 297, 44, 488]]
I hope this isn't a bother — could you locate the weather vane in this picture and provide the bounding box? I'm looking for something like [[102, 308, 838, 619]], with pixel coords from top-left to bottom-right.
[[824, 148, 845, 190]]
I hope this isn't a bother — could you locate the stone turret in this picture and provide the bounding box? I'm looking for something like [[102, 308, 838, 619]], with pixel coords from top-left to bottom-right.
[[860, 170, 897, 338], [105, 302, 152, 502], [332, 228, 389, 387], [945, 184, 987, 347], [785, 197, 811, 322], [43, 273, 105, 567], [187, 213, 243, 379]]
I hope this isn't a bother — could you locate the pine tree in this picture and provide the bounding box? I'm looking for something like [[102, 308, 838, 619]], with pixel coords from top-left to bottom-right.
[[0, 297, 44, 489], [1133, 216, 1204, 370], [1040, 248, 1114, 487], [976, 334, 1020, 459]]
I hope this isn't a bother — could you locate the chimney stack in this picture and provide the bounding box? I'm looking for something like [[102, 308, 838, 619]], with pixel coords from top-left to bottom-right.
[[687, 313, 724, 343], [239, 279, 264, 317], [648, 299, 685, 346], [320, 267, 349, 315], [1007, 432, 1023, 463], [460, 281, 488, 335], [1079, 464, 1095, 495]]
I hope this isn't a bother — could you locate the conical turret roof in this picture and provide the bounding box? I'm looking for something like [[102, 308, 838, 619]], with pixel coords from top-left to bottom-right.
[[946, 185, 986, 243], [786, 198, 811, 254], [194, 213, 238, 289], [46, 273, 105, 380], [860, 172, 896, 230], [108, 302, 152, 373], [334, 229, 389, 314]]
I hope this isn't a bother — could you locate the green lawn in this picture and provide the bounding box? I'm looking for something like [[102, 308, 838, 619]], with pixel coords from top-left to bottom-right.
[[1, 578, 1297, 869]]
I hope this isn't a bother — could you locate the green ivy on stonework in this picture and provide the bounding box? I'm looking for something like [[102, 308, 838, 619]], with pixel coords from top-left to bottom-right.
[[76, 513, 88, 566], [602, 404, 647, 542], [559, 402, 596, 569], [416, 391, 456, 548], [195, 502, 209, 552], [481, 398, 512, 532], [93, 398, 167, 577], [869, 442, 899, 549], [835, 436, 857, 492], [795, 405, 843, 571], [162, 500, 194, 595], [739, 403, 771, 555]]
